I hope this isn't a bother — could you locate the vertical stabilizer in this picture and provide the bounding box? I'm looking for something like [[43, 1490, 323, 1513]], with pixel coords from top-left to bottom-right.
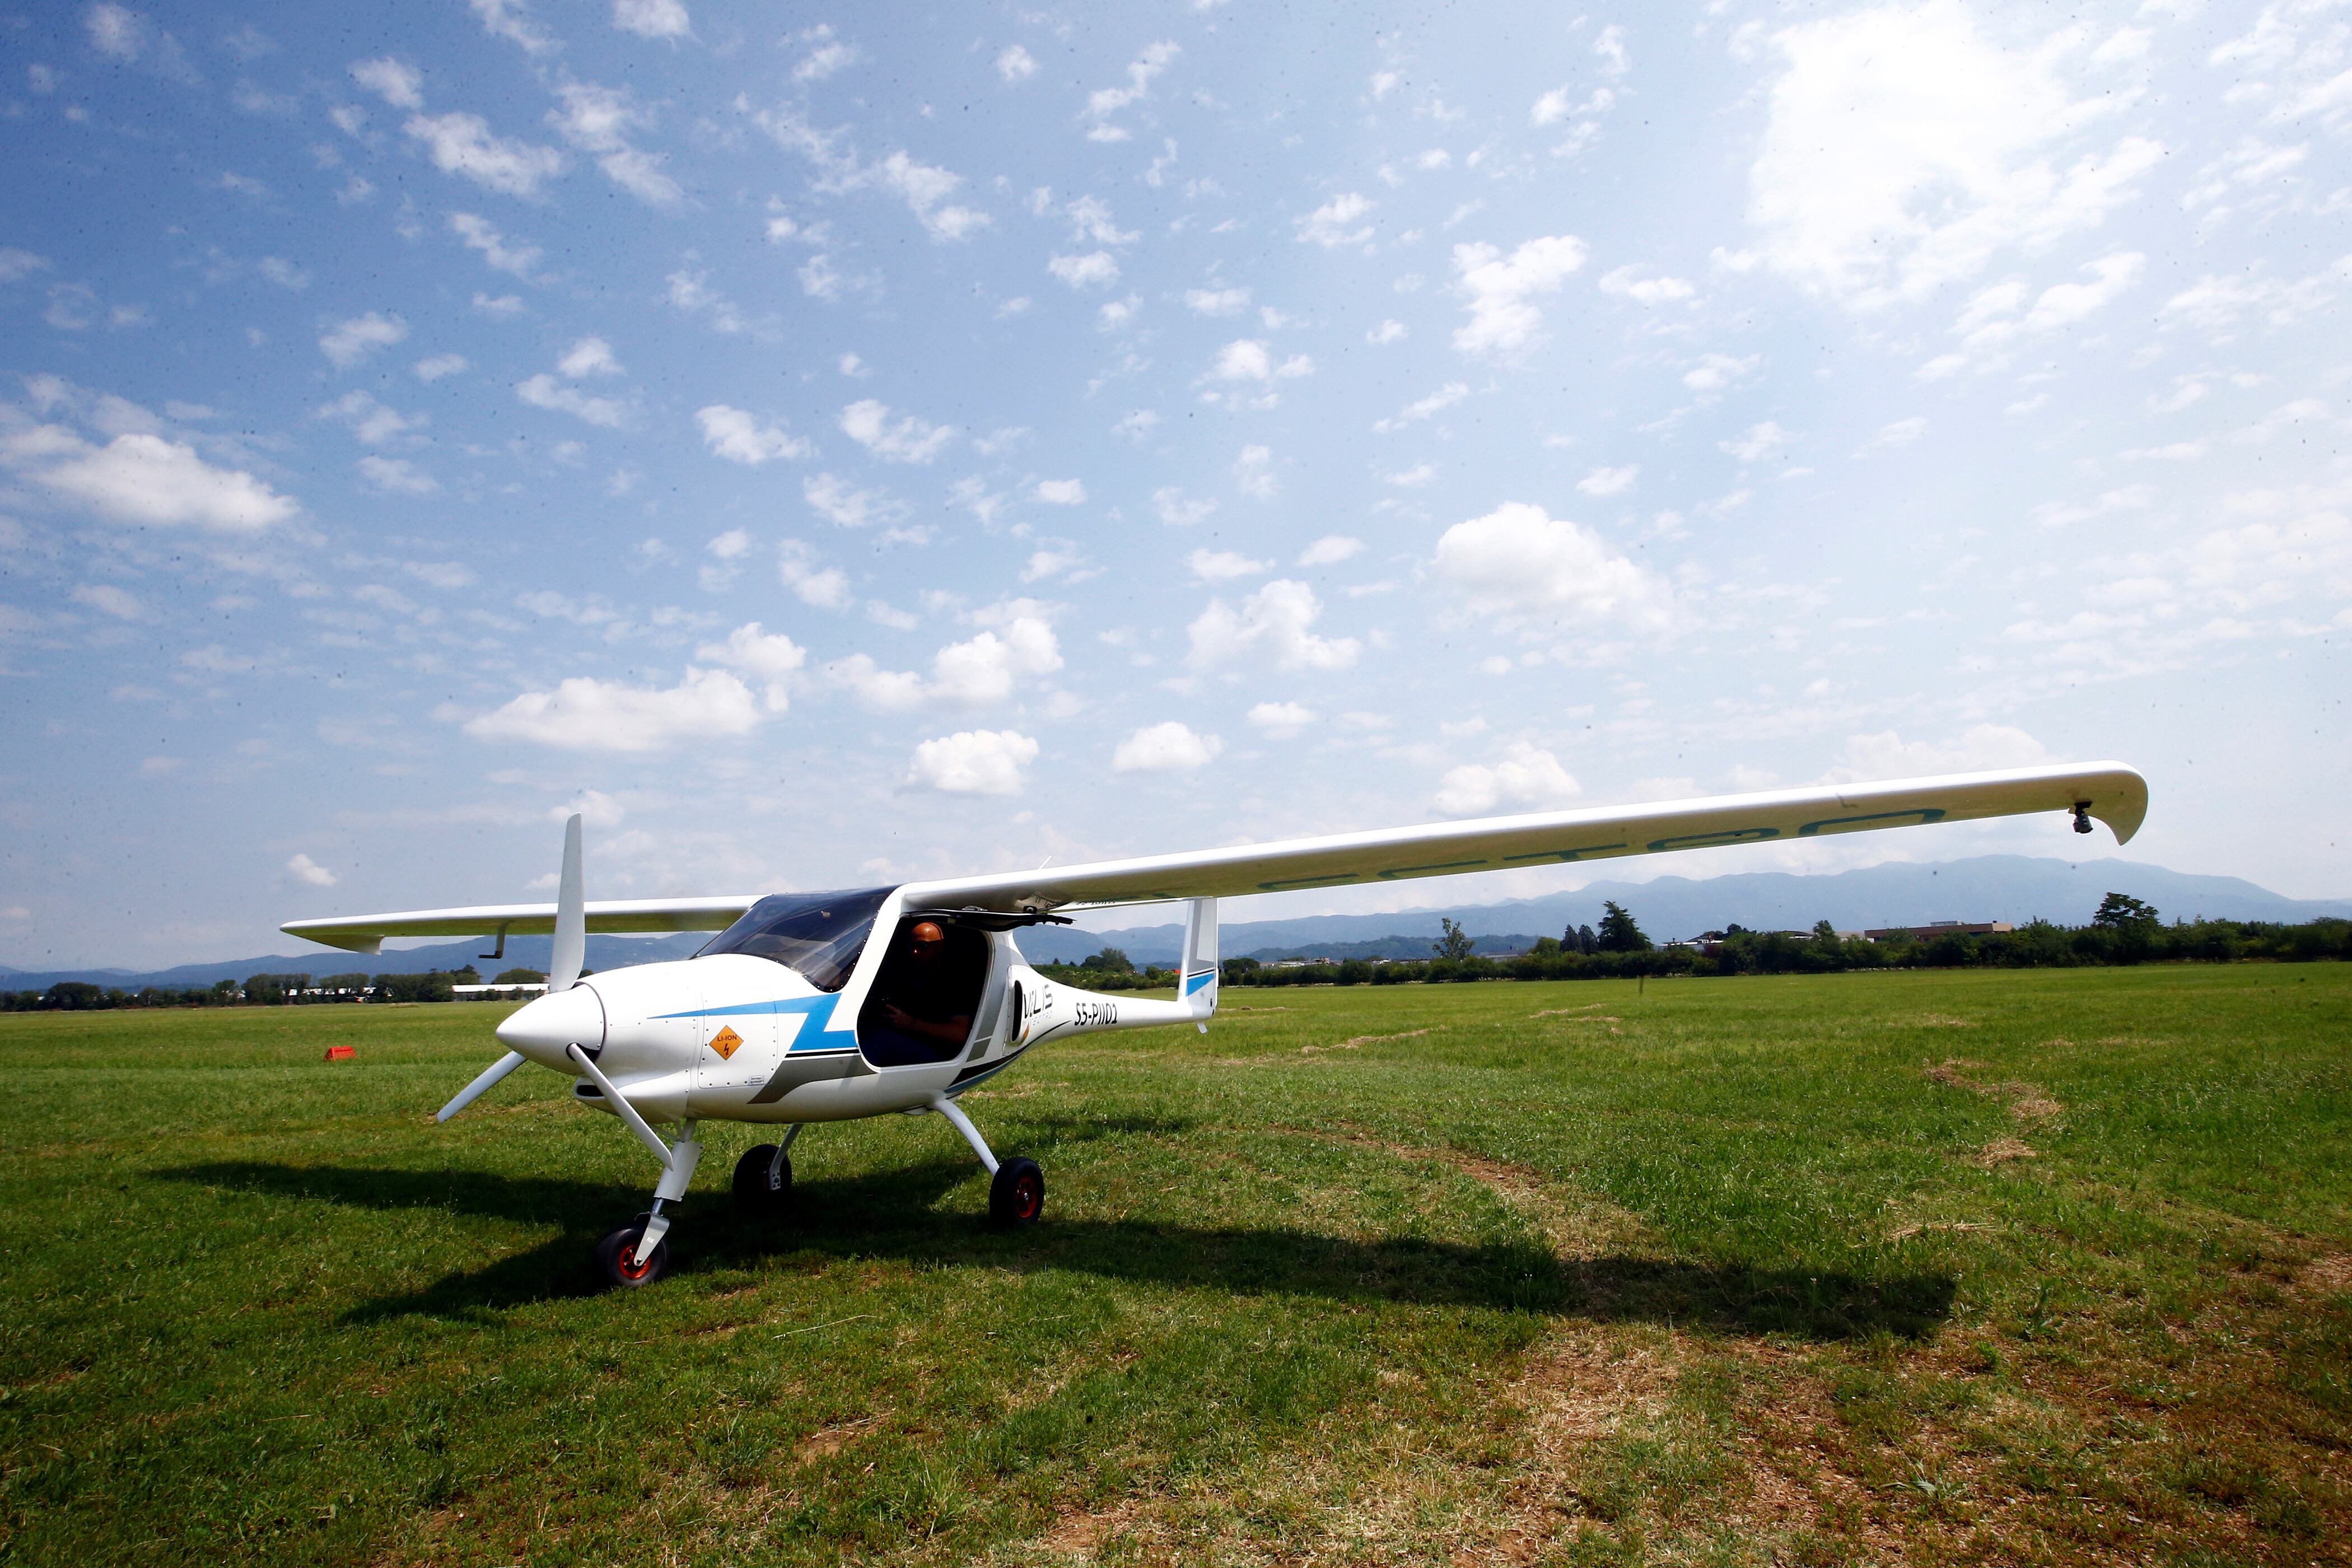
[[1181, 897, 1218, 1023]]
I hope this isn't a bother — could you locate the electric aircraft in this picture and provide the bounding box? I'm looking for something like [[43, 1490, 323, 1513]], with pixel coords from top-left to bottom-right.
[[284, 762, 2146, 1287]]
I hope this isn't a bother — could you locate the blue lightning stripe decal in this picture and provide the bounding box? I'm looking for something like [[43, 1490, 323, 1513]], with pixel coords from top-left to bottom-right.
[[1184, 970, 1215, 996], [652, 992, 845, 1049]]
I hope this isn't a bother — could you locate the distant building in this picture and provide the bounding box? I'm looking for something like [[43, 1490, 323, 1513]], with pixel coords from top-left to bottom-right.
[[1864, 921, 2013, 941]]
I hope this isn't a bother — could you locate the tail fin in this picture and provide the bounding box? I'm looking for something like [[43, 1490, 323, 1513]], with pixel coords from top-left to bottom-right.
[[1181, 897, 1218, 1026]]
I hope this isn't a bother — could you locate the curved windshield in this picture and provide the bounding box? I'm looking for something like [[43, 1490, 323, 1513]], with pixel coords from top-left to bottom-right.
[[697, 887, 893, 992]]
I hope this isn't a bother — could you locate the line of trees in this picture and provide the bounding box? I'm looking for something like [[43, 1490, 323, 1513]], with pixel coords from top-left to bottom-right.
[[1222, 895, 2352, 988], [1, 965, 549, 1013]]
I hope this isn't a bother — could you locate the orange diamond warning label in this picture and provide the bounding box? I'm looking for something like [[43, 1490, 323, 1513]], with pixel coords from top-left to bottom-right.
[[708, 1025, 743, 1061]]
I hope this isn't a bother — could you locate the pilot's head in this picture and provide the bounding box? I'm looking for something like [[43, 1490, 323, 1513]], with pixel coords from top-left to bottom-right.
[[909, 920, 945, 959]]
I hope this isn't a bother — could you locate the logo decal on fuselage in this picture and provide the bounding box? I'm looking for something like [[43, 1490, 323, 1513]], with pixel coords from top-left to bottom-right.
[[708, 1025, 744, 1060]]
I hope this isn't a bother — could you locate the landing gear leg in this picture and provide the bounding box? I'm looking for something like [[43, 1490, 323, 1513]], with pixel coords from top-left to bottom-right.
[[595, 1117, 703, 1289], [929, 1095, 1044, 1228], [734, 1124, 800, 1212]]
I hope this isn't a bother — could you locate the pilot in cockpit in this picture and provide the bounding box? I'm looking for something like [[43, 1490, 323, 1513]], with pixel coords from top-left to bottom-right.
[[872, 920, 976, 1058]]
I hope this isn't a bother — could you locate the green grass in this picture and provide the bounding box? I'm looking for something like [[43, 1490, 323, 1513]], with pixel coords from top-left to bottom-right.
[[4, 964, 2349, 1565]]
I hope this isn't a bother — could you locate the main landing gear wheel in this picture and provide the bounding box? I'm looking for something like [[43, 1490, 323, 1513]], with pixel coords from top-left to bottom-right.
[[596, 1220, 669, 1289], [990, 1156, 1045, 1228], [733, 1144, 792, 1211]]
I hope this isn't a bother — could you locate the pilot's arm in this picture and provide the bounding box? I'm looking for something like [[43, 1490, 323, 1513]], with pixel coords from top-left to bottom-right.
[[880, 1002, 972, 1046]]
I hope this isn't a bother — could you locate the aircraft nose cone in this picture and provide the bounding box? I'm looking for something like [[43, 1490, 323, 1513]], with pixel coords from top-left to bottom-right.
[[496, 983, 606, 1068]]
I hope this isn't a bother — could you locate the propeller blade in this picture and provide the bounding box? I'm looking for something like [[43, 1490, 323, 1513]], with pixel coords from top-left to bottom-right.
[[549, 812, 585, 993], [437, 1050, 527, 1122]]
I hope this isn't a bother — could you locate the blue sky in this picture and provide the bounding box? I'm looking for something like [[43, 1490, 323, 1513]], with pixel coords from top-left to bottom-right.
[[2, 0, 2346, 969]]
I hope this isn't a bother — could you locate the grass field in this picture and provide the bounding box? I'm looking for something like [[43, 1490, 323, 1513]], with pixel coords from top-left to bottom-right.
[[4, 964, 2349, 1566]]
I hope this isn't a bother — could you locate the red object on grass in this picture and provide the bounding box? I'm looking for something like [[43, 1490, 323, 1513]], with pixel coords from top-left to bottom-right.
[[325, 1045, 356, 1061]]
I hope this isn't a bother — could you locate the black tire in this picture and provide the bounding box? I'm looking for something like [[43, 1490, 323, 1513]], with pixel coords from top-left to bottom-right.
[[989, 1157, 1044, 1228], [595, 1221, 669, 1289], [733, 1144, 792, 1211]]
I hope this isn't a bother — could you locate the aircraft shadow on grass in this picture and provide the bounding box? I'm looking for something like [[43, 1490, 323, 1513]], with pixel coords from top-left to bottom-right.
[[161, 1159, 1956, 1341]]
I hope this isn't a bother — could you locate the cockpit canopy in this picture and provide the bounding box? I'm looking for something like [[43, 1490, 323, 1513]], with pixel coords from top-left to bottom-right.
[[696, 887, 893, 992]]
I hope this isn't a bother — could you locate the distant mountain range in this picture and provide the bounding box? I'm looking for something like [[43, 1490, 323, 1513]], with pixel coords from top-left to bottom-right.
[[4, 855, 2345, 991]]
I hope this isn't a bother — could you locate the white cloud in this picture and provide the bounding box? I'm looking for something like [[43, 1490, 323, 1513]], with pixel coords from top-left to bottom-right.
[[357, 454, 439, 495], [286, 853, 339, 888], [1154, 487, 1217, 526], [996, 44, 1037, 82], [548, 81, 681, 207], [1858, 417, 1928, 454], [469, 0, 557, 56], [1531, 87, 1572, 127], [1578, 465, 1638, 497], [1188, 548, 1269, 581], [1113, 721, 1221, 772], [871, 150, 990, 241], [1684, 353, 1760, 393], [516, 342, 628, 427], [404, 111, 567, 199], [1185, 286, 1252, 316], [613, 0, 690, 40], [804, 472, 904, 529], [1234, 444, 1276, 499], [21, 430, 298, 533], [1247, 701, 1316, 739], [464, 667, 763, 752], [449, 211, 540, 276], [71, 583, 141, 619], [414, 353, 468, 381], [1187, 580, 1359, 671], [318, 311, 408, 367], [1598, 265, 1697, 306], [316, 389, 425, 445], [1367, 319, 1407, 344], [1748, 3, 2163, 309], [909, 729, 1038, 795], [1384, 463, 1435, 488], [1033, 478, 1087, 505], [696, 405, 810, 464], [1434, 741, 1582, 817], [777, 542, 852, 609], [1297, 192, 1374, 248], [1830, 725, 2047, 782], [1719, 421, 1794, 463], [696, 621, 806, 711], [474, 292, 524, 317], [794, 40, 858, 82], [930, 619, 1062, 703], [1374, 381, 1469, 432], [1085, 40, 1179, 140], [1048, 250, 1121, 288], [831, 617, 1061, 711], [1431, 502, 1672, 631], [1297, 535, 1362, 567], [350, 57, 422, 110], [841, 399, 954, 464], [1452, 235, 1586, 354], [1921, 251, 2146, 376]]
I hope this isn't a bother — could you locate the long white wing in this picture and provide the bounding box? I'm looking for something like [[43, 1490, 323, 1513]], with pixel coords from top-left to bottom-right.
[[282, 762, 2145, 950], [901, 762, 2148, 913], [281, 896, 757, 955]]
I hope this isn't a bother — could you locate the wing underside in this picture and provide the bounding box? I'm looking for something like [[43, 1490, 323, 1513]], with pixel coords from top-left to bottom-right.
[[899, 762, 2149, 913], [281, 896, 758, 955], [281, 762, 2146, 950]]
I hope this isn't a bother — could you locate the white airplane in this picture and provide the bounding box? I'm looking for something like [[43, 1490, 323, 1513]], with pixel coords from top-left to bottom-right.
[[284, 762, 2145, 1287]]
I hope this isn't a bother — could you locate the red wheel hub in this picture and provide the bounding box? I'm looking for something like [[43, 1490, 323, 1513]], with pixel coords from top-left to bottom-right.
[[1012, 1173, 1042, 1220]]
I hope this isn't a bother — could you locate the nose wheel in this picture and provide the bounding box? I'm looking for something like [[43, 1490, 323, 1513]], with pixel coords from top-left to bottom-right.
[[596, 1219, 669, 1288], [990, 1156, 1045, 1226]]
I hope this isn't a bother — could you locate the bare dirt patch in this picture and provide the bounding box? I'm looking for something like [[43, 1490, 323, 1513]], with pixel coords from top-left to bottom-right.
[[1924, 1057, 2067, 1127], [1304, 1027, 1433, 1054], [2299, 1253, 2352, 1295], [1975, 1137, 2039, 1167]]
